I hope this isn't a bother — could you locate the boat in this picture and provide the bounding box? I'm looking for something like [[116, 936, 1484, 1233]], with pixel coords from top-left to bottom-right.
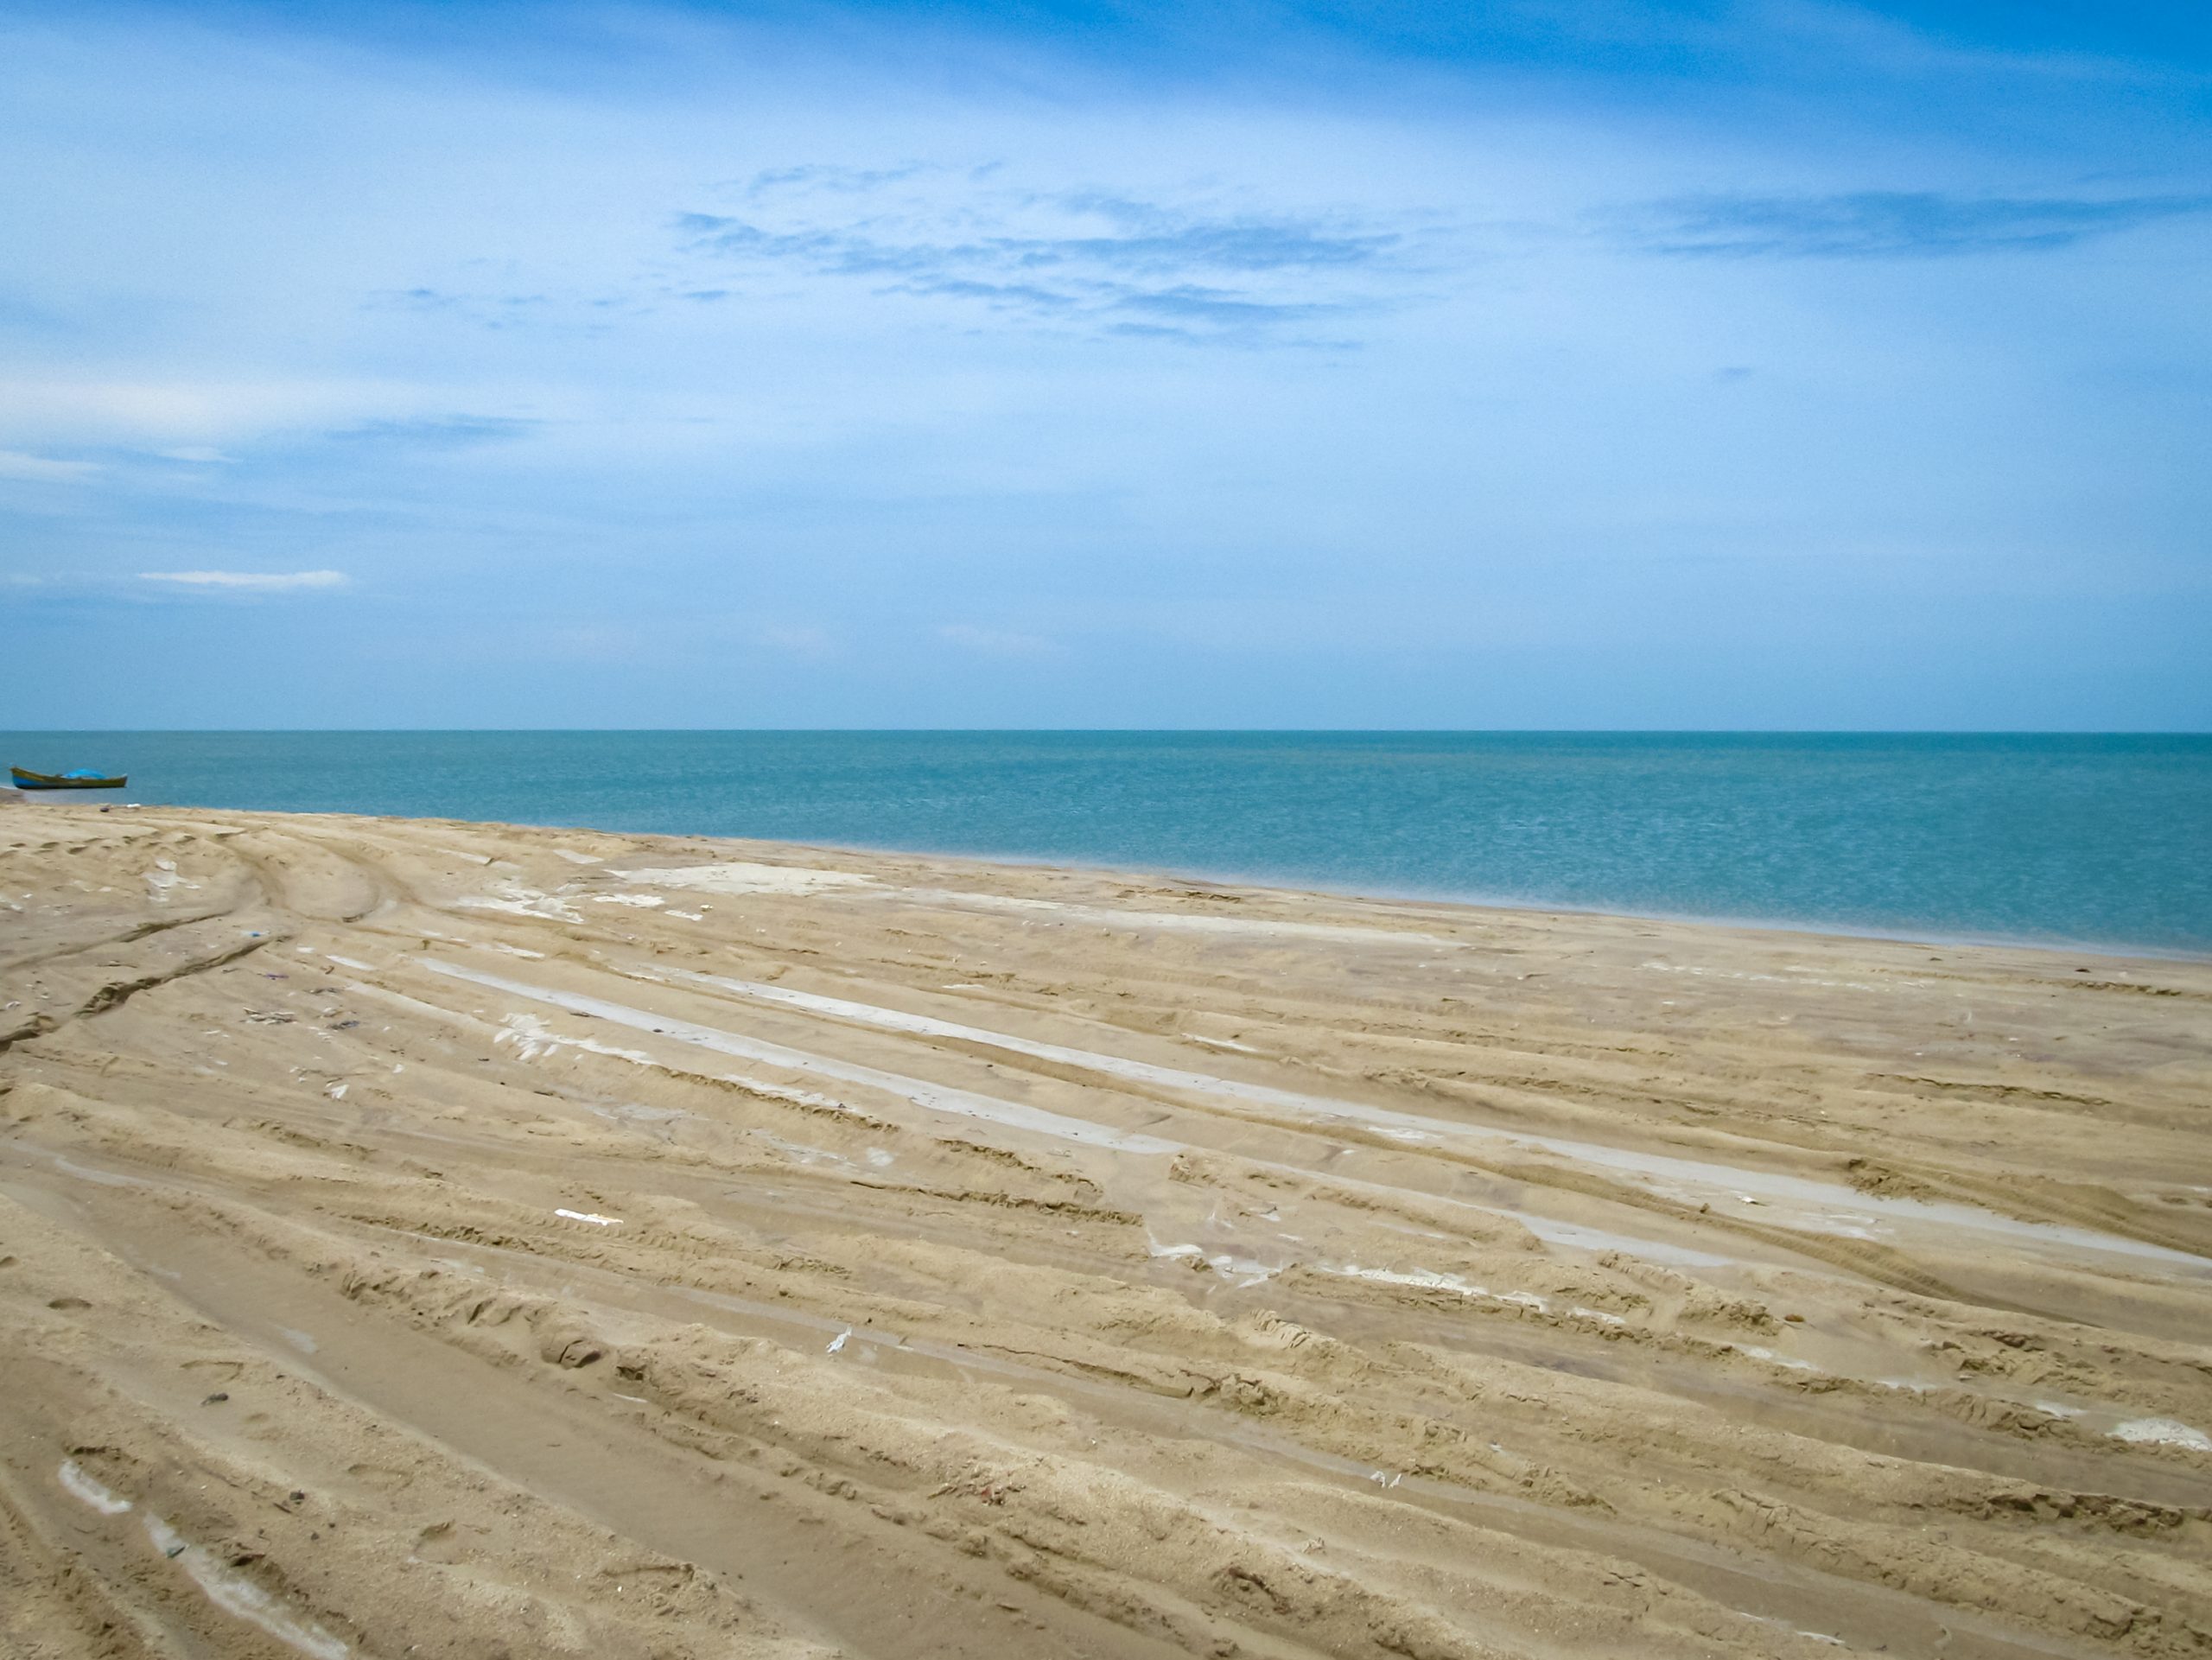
[[10, 766, 129, 791]]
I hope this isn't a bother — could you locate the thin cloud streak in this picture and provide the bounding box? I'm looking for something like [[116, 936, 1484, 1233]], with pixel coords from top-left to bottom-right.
[[327, 415, 539, 448], [138, 569, 350, 590], [1628, 190, 2212, 258], [0, 448, 99, 482]]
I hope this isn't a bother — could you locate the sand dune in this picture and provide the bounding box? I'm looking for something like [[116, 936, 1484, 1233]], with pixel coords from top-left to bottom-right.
[[3, 801, 2209, 1658]]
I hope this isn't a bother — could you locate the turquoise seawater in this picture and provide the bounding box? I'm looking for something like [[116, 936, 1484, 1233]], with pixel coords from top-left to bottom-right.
[[7, 732, 2209, 955]]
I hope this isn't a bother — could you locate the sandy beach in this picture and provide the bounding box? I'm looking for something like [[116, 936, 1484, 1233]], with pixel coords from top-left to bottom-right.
[[3, 799, 2209, 1659]]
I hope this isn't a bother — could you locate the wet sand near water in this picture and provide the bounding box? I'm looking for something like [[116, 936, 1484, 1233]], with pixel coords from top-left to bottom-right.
[[3, 800, 2209, 1658]]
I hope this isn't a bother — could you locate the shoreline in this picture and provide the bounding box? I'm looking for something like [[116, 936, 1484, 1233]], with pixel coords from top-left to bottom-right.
[[10, 725, 2205, 960], [13, 788, 2208, 964], [670, 831, 2212, 967], [5, 800, 2210, 1657]]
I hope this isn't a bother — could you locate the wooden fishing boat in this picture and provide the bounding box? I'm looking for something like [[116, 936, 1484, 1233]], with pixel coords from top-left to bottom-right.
[[10, 766, 128, 791]]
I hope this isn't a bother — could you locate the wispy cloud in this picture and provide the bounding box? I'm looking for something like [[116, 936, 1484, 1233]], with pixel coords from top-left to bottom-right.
[[138, 569, 349, 590], [0, 376, 423, 448], [676, 170, 1410, 343], [327, 415, 538, 449], [1627, 190, 2212, 258], [0, 448, 99, 482], [741, 163, 930, 198], [1110, 285, 1344, 327], [369, 285, 644, 332]]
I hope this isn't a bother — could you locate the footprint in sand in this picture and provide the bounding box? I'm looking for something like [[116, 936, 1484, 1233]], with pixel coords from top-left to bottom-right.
[[346, 1462, 414, 1493], [412, 1519, 470, 1562]]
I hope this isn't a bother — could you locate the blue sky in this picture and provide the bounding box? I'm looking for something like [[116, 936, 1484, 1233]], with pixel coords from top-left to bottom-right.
[[3, 1, 2207, 728]]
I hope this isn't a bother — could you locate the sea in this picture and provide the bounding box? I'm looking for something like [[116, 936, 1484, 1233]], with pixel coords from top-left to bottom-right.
[[7, 731, 2209, 957]]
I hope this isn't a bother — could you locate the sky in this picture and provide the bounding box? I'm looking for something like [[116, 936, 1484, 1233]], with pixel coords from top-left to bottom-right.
[[3, 0, 2208, 729]]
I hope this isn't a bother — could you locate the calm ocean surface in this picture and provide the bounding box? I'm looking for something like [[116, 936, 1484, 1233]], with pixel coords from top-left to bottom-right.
[[8, 732, 2209, 955]]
